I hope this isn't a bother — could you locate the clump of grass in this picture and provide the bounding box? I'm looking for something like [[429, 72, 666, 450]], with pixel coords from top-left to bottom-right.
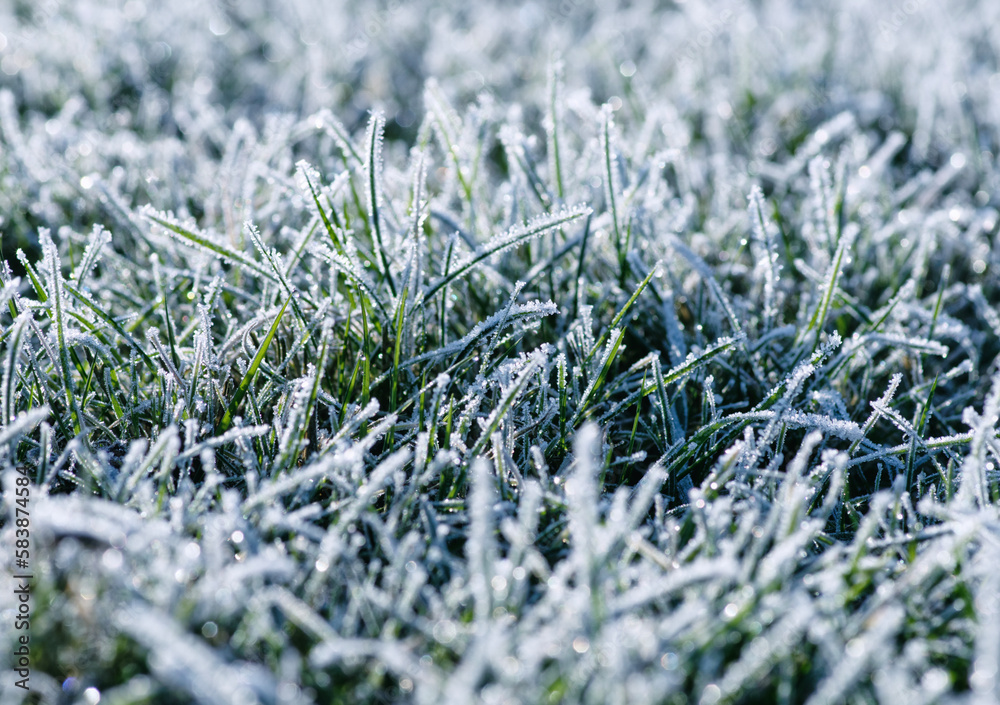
[[3, 1, 1000, 703]]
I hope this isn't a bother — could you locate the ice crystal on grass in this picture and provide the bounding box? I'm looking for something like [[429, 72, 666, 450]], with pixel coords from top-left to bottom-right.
[[4, 1, 1000, 703]]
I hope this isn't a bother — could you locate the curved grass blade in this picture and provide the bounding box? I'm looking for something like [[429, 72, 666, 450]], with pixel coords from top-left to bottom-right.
[[424, 205, 590, 300], [17, 250, 47, 302], [63, 283, 155, 368], [469, 350, 545, 458], [298, 161, 346, 256], [144, 209, 277, 283], [573, 327, 626, 426], [2, 311, 30, 427], [217, 296, 291, 433], [804, 222, 856, 348], [585, 260, 661, 366]]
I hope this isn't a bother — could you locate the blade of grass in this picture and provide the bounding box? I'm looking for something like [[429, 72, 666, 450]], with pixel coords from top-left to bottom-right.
[[546, 58, 566, 202], [602, 106, 626, 282], [387, 286, 409, 448], [366, 111, 396, 296], [63, 283, 155, 368], [2, 312, 29, 427], [144, 209, 277, 283], [298, 160, 347, 256], [40, 232, 82, 435], [585, 260, 661, 366], [573, 327, 626, 426], [424, 206, 590, 300], [217, 296, 291, 433]]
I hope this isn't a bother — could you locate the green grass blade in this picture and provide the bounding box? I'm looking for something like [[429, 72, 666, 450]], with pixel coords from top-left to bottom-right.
[[40, 232, 82, 435], [573, 327, 626, 425], [144, 209, 277, 283], [298, 160, 346, 255], [217, 296, 291, 433], [2, 311, 29, 427], [63, 283, 155, 368], [424, 206, 590, 300], [585, 260, 660, 365], [366, 112, 396, 296], [602, 106, 625, 280], [17, 249, 47, 302], [547, 58, 566, 201]]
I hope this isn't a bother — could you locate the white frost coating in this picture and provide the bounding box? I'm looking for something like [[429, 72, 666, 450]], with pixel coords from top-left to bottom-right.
[[72, 224, 112, 287], [567, 423, 600, 585], [117, 605, 281, 705], [0, 405, 48, 448], [780, 410, 864, 442], [956, 373, 1000, 508], [4, 3, 1000, 701], [424, 204, 591, 298], [467, 458, 497, 623], [397, 300, 559, 370], [748, 186, 782, 330]]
